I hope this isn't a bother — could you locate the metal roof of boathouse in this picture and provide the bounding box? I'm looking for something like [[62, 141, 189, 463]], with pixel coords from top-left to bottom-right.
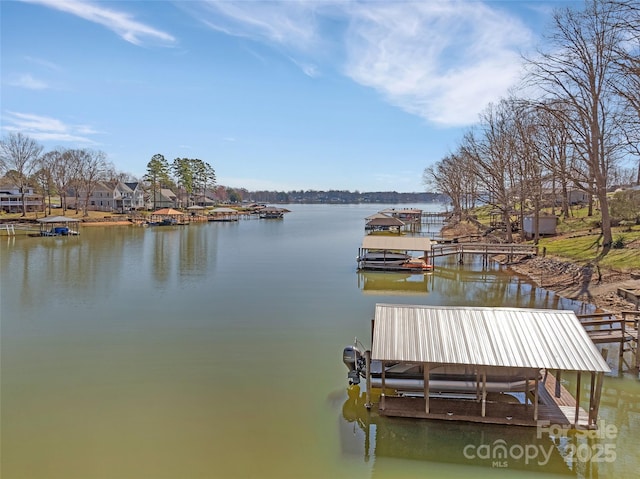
[[371, 304, 610, 373], [361, 235, 431, 251]]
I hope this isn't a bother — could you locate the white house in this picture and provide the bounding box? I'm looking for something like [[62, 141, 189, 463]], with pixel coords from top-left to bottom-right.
[[67, 181, 136, 212], [125, 182, 146, 210], [0, 183, 43, 213]]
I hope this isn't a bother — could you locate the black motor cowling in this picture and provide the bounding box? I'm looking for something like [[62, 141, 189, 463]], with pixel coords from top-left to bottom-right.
[[343, 345, 364, 385]]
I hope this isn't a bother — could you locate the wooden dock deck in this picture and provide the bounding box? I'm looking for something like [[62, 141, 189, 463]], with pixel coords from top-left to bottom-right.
[[379, 373, 590, 428]]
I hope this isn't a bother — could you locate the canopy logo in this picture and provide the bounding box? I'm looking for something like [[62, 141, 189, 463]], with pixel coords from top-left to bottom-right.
[[463, 421, 618, 468], [463, 439, 554, 467]]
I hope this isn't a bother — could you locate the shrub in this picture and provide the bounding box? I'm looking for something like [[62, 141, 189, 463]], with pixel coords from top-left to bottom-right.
[[612, 235, 625, 249]]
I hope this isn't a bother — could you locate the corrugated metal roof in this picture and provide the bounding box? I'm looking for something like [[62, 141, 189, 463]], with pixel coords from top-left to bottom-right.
[[366, 217, 405, 227], [371, 304, 610, 373], [365, 213, 393, 220], [361, 236, 431, 251]]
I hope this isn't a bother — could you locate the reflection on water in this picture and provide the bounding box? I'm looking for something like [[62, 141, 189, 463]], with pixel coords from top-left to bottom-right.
[[339, 375, 640, 479], [357, 272, 433, 296], [1, 204, 637, 479], [340, 385, 574, 475]]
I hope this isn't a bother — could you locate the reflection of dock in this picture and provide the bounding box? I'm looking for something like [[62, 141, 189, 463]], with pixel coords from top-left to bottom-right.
[[340, 386, 574, 474], [357, 272, 432, 296]]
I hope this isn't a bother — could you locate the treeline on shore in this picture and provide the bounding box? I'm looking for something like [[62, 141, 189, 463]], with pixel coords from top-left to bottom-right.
[[242, 190, 445, 204]]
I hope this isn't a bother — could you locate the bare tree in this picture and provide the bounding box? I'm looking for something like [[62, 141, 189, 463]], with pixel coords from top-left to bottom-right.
[[525, 1, 627, 253], [423, 150, 476, 219], [0, 133, 43, 216], [36, 151, 58, 215], [527, 103, 578, 219], [510, 102, 549, 243], [461, 100, 519, 243], [74, 149, 110, 216], [608, 0, 640, 184]]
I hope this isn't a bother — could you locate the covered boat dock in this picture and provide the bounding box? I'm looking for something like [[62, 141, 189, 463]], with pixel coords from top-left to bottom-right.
[[36, 216, 80, 236], [358, 235, 432, 272], [208, 207, 240, 222], [366, 304, 610, 429], [364, 213, 405, 232]]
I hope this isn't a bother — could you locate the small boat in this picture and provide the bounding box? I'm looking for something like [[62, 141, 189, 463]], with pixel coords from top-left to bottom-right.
[[357, 236, 432, 272], [343, 343, 539, 397], [36, 216, 80, 236], [358, 254, 432, 272], [357, 250, 411, 263]]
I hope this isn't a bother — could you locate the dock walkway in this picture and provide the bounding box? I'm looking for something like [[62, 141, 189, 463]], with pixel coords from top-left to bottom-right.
[[428, 242, 538, 265]]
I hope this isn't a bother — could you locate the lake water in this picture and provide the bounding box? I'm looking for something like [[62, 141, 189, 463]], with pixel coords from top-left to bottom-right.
[[1, 204, 638, 479]]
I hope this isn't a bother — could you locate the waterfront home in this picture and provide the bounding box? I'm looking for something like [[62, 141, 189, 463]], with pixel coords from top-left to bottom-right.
[[0, 182, 43, 213], [124, 182, 146, 210], [146, 188, 178, 210], [65, 181, 135, 212]]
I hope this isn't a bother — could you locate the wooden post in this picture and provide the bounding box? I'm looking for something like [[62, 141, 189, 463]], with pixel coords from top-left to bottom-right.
[[588, 372, 604, 428], [574, 372, 582, 427], [620, 318, 626, 359], [555, 369, 562, 398], [381, 361, 386, 411], [534, 374, 539, 421], [481, 369, 487, 417], [365, 350, 372, 409], [424, 363, 430, 414]]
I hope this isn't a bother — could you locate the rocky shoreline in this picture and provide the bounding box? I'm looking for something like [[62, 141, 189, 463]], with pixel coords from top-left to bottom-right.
[[507, 256, 640, 315]]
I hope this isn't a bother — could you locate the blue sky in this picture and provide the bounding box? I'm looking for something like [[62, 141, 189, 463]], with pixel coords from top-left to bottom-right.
[[1, 1, 576, 192]]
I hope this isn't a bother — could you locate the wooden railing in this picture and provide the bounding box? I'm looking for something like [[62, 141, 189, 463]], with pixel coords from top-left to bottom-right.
[[429, 243, 538, 258], [577, 312, 639, 370]]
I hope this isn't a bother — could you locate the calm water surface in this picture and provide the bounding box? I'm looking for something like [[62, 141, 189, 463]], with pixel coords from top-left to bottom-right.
[[1, 204, 638, 479]]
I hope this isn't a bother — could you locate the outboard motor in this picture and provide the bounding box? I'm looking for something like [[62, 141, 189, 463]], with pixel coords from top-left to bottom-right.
[[343, 345, 364, 385]]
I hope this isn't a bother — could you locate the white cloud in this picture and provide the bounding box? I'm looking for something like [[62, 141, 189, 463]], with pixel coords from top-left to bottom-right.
[[343, 2, 533, 126], [21, 0, 175, 46], [289, 57, 320, 78], [2, 111, 97, 144], [184, 0, 333, 76], [186, 1, 535, 127], [195, 0, 321, 49], [8, 74, 49, 90], [24, 56, 62, 71]]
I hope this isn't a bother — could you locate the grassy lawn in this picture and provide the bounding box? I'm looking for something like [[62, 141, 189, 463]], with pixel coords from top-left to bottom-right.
[[469, 206, 640, 272], [536, 225, 640, 271], [0, 208, 129, 221]]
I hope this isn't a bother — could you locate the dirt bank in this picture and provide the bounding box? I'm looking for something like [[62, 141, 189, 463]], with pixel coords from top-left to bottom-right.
[[508, 256, 640, 314]]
